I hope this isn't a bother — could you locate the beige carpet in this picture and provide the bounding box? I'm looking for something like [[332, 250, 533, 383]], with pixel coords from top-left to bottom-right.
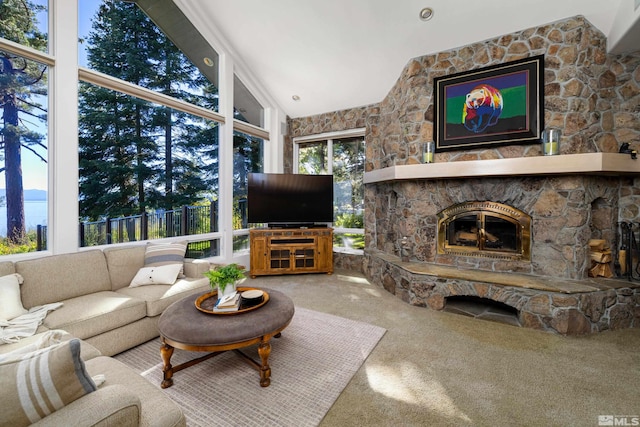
[[239, 270, 640, 427], [114, 307, 386, 427]]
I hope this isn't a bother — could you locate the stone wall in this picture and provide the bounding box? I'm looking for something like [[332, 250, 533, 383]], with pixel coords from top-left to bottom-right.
[[333, 251, 365, 273], [285, 105, 375, 173], [366, 16, 639, 171]]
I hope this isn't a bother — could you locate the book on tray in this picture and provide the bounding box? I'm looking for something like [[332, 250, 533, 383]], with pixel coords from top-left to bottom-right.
[[213, 292, 241, 312], [213, 289, 265, 312]]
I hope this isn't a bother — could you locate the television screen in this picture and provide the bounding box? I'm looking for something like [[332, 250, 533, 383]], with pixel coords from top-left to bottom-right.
[[247, 173, 333, 227]]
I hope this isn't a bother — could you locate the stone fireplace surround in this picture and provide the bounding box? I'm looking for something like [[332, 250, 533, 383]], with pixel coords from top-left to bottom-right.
[[363, 154, 640, 335]]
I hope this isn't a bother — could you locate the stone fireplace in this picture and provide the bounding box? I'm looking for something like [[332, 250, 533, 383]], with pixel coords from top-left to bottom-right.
[[364, 155, 629, 280], [363, 155, 640, 334]]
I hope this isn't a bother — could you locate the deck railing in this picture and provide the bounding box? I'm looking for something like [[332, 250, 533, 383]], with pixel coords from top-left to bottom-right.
[[37, 201, 226, 258]]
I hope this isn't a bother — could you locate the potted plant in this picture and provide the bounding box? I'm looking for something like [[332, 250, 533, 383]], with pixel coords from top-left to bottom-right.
[[204, 263, 246, 298]]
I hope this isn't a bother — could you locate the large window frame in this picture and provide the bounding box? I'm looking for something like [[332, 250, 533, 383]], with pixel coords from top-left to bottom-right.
[[0, 0, 283, 266], [293, 128, 365, 254]]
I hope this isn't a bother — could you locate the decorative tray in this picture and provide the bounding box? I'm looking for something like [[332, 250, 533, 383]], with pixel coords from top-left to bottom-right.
[[195, 287, 269, 315]]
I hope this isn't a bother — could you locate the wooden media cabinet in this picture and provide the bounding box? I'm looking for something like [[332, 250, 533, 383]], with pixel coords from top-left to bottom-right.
[[249, 228, 333, 277]]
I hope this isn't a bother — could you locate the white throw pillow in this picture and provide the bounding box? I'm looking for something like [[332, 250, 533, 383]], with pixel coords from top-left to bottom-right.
[[0, 274, 27, 322], [144, 241, 188, 278], [144, 241, 187, 267], [129, 264, 183, 287]]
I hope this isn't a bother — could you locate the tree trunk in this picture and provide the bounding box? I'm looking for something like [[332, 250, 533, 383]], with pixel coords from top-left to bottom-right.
[[3, 93, 26, 244]]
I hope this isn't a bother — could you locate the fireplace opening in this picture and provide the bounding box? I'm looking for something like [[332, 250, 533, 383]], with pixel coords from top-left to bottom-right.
[[444, 295, 521, 327], [437, 201, 531, 261]]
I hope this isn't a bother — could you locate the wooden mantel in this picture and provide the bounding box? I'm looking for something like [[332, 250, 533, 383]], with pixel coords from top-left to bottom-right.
[[364, 153, 640, 184]]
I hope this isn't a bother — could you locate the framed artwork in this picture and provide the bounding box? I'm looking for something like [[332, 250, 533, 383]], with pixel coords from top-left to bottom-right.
[[433, 55, 544, 152]]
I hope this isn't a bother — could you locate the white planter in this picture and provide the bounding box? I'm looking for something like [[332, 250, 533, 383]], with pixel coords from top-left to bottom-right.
[[217, 282, 237, 299]]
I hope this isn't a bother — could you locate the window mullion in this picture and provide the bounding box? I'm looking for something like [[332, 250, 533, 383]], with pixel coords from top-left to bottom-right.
[[78, 68, 226, 125], [49, 0, 79, 254], [0, 38, 55, 66], [327, 139, 333, 175], [233, 118, 269, 140], [218, 53, 235, 261]]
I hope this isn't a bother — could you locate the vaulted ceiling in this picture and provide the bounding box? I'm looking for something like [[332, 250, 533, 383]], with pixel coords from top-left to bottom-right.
[[176, 0, 640, 119]]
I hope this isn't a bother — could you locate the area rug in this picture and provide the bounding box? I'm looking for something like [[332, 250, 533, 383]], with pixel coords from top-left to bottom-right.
[[114, 307, 386, 427]]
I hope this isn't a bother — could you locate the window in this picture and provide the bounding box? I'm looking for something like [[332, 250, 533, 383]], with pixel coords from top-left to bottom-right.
[[79, 0, 219, 111], [231, 73, 268, 254], [0, 0, 49, 254], [294, 130, 365, 252], [234, 75, 263, 128], [0, 0, 48, 51], [0, 0, 276, 264], [78, 82, 220, 249], [232, 130, 263, 252], [77, 0, 224, 252]]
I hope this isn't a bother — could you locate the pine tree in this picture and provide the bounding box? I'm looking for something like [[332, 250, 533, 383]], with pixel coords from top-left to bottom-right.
[[233, 132, 263, 228], [79, 1, 217, 221], [0, 0, 47, 244]]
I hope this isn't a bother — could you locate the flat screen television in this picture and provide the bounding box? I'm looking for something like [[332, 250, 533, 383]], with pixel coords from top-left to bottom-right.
[[247, 173, 333, 228]]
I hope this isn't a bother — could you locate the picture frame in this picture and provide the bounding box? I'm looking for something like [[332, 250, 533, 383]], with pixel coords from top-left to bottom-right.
[[433, 55, 544, 152]]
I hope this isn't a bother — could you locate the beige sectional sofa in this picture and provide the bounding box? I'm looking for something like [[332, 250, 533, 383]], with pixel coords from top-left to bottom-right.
[[0, 244, 212, 427]]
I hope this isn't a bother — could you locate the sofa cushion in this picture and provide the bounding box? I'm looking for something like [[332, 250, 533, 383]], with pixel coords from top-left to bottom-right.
[[129, 264, 183, 287], [0, 261, 16, 277], [15, 250, 112, 308], [42, 291, 147, 340], [183, 258, 211, 279], [30, 384, 141, 427], [85, 356, 186, 427], [0, 273, 27, 321], [103, 245, 147, 290], [0, 339, 96, 427], [117, 277, 209, 317]]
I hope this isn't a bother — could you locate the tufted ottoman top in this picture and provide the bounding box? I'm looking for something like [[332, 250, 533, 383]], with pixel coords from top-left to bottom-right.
[[158, 288, 295, 346]]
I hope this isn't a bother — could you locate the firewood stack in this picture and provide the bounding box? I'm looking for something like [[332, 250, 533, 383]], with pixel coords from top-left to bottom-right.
[[588, 239, 613, 278]]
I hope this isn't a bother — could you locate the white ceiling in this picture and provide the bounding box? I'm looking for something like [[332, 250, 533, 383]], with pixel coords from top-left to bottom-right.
[[177, 0, 639, 119]]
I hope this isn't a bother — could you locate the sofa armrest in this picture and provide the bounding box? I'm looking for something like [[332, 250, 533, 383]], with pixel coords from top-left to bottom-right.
[[30, 385, 140, 427], [183, 258, 210, 278]]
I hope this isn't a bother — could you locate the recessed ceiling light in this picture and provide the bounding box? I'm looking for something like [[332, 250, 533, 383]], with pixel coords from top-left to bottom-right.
[[419, 7, 434, 21], [203, 57, 214, 67], [292, 95, 300, 101]]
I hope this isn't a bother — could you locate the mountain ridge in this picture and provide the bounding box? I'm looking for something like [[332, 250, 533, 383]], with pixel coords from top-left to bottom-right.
[[0, 189, 47, 201]]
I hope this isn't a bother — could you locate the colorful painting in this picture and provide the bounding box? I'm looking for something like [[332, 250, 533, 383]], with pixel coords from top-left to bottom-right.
[[433, 55, 544, 151]]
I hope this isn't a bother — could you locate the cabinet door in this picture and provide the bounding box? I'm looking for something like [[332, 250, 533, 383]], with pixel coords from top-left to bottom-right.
[[250, 235, 268, 275], [294, 247, 316, 269], [316, 232, 334, 272], [270, 248, 292, 270]]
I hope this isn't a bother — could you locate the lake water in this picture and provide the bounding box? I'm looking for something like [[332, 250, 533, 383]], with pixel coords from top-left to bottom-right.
[[0, 200, 48, 236]]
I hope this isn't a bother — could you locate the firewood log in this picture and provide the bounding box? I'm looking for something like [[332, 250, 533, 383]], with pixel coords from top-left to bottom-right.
[[588, 239, 607, 251]]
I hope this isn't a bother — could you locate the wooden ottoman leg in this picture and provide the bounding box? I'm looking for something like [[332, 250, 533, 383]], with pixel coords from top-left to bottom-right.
[[161, 341, 175, 389], [257, 340, 272, 387]]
